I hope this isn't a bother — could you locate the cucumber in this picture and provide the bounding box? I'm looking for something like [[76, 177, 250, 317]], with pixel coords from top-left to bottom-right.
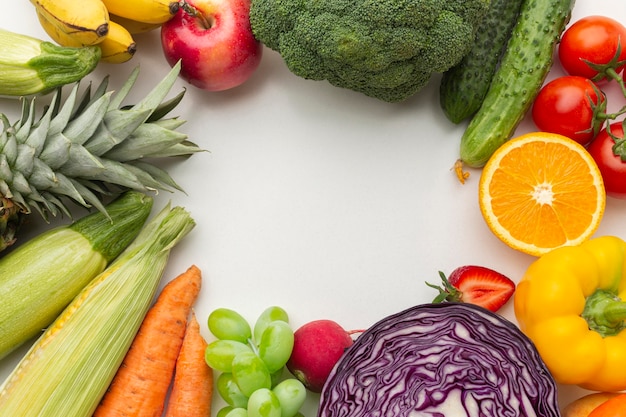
[[439, 0, 524, 124], [458, 0, 576, 168]]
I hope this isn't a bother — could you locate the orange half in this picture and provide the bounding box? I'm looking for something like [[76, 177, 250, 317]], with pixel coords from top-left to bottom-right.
[[478, 132, 606, 257]]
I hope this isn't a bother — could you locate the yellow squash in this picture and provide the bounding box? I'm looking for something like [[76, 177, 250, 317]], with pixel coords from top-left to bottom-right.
[[514, 235, 626, 392]]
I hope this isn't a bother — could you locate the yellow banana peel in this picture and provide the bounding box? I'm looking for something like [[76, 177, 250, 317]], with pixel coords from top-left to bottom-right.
[[30, 0, 109, 46], [101, 0, 180, 25]]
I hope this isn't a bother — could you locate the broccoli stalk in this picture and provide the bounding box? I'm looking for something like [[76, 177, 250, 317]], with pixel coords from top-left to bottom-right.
[[249, 0, 491, 102]]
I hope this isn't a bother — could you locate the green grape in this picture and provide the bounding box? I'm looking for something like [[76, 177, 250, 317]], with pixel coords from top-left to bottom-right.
[[247, 388, 282, 417], [224, 407, 249, 417], [205, 339, 252, 373], [272, 379, 307, 417], [217, 406, 236, 417], [232, 351, 272, 397], [270, 367, 285, 388], [217, 373, 249, 408], [258, 320, 294, 373], [209, 308, 252, 343], [253, 306, 289, 342]]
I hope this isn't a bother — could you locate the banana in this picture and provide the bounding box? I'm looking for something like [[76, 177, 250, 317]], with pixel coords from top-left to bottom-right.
[[98, 20, 137, 64], [36, 9, 84, 48], [101, 0, 181, 25], [109, 13, 161, 35], [38, 12, 136, 64], [30, 0, 110, 46]]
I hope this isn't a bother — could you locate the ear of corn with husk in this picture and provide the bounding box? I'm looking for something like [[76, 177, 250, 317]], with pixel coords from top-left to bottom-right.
[[0, 190, 153, 360], [0, 201, 195, 416]]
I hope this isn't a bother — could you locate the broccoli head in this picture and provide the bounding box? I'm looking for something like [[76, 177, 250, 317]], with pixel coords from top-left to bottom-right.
[[249, 0, 491, 102]]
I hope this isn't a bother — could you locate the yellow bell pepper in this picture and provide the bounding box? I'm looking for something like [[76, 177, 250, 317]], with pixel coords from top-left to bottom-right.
[[514, 235, 626, 392]]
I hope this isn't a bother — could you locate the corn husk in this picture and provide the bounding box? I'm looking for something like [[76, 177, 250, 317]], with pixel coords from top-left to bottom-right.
[[0, 190, 152, 359], [0, 202, 195, 416]]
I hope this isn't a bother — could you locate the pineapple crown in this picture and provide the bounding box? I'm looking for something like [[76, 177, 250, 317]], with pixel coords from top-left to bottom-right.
[[0, 61, 201, 219]]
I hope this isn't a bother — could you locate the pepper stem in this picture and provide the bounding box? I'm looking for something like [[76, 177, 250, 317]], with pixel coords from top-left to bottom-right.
[[582, 289, 626, 337]]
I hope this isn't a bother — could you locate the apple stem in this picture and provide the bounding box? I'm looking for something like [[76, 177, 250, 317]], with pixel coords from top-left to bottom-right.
[[179, 0, 214, 29]]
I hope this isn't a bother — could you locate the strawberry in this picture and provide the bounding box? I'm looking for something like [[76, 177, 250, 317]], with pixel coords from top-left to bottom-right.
[[427, 265, 515, 312]]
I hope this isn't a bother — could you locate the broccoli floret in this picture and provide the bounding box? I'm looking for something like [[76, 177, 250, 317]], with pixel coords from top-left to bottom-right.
[[250, 0, 491, 102]]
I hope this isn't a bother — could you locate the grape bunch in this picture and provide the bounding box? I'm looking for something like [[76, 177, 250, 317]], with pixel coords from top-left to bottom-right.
[[205, 306, 307, 417]]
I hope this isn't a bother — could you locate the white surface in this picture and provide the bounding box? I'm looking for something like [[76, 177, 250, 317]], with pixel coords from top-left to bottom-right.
[[2, 1, 626, 415]]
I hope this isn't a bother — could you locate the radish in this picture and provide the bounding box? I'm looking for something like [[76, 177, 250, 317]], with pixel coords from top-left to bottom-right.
[[286, 320, 355, 393]]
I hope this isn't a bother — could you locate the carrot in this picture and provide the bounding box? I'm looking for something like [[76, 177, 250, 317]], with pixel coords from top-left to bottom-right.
[[93, 265, 202, 417], [589, 393, 626, 417], [164, 312, 214, 417]]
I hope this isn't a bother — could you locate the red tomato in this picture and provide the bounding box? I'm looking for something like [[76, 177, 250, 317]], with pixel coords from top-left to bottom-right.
[[531, 75, 604, 145], [587, 122, 626, 199], [559, 16, 626, 81]]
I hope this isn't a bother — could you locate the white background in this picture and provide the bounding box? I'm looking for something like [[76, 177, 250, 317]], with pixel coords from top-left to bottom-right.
[[2, 1, 626, 415]]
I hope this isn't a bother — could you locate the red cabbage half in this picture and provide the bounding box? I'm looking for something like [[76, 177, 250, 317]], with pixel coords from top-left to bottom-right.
[[318, 303, 560, 417]]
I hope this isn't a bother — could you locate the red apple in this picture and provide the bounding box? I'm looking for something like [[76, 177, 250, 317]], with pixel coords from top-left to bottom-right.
[[160, 0, 262, 91]]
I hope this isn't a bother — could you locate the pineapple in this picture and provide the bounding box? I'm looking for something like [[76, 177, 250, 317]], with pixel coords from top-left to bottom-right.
[[0, 61, 201, 251]]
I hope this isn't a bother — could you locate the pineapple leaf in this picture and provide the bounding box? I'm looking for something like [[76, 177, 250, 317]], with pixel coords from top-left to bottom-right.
[[28, 158, 58, 190], [48, 84, 79, 136], [63, 92, 112, 145], [49, 172, 91, 207], [25, 199, 49, 220], [39, 191, 72, 217], [102, 122, 188, 162], [73, 75, 109, 119], [61, 146, 148, 192], [38, 131, 71, 170], [69, 82, 93, 120], [151, 117, 186, 131], [128, 161, 184, 192], [0, 180, 11, 199], [126, 61, 182, 122], [10, 171, 32, 195], [14, 99, 36, 144], [0, 155, 12, 181], [0, 116, 17, 164], [144, 141, 204, 158], [14, 144, 35, 177], [145, 88, 186, 123], [66, 179, 108, 214], [26, 98, 54, 154], [107, 67, 139, 111], [120, 163, 177, 193], [100, 107, 152, 145]]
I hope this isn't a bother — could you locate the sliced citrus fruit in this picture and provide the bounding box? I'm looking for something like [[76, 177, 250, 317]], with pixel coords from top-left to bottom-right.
[[478, 131, 606, 257]]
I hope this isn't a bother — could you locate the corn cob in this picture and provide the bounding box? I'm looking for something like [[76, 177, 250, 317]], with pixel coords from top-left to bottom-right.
[[0, 28, 100, 96], [0, 190, 152, 359], [0, 201, 195, 416]]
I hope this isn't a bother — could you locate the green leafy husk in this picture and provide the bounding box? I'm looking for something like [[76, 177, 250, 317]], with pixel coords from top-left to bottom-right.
[[0, 201, 195, 416], [0, 190, 153, 359]]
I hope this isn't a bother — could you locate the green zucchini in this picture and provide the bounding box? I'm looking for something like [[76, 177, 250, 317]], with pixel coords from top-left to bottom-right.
[[439, 0, 524, 123], [458, 0, 576, 168], [0, 28, 100, 97], [0, 191, 152, 359]]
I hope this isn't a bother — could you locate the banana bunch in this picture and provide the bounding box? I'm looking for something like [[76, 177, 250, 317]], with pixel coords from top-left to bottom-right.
[[31, 0, 181, 64]]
